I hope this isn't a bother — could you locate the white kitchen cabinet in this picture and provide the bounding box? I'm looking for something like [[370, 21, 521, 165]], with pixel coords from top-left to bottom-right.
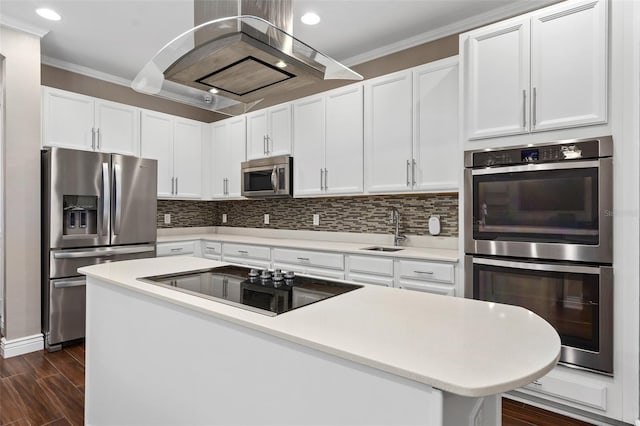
[[141, 110, 203, 199], [246, 104, 292, 159], [364, 58, 459, 194], [462, 0, 607, 140], [273, 247, 344, 280], [293, 84, 364, 197], [412, 58, 459, 191], [364, 70, 414, 193], [395, 259, 455, 296], [201, 241, 222, 260], [156, 241, 198, 257], [346, 255, 394, 287], [529, 0, 607, 131], [211, 116, 246, 199], [222, 243, 271, 269], [42, 86, 139, 156]]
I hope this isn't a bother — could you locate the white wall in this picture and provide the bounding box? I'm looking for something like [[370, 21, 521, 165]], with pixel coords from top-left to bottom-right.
[[0, 26, 42, 345]]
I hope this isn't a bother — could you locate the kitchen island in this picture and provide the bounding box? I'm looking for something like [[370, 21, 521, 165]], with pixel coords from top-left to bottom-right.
[[79, 256, 560, 426]]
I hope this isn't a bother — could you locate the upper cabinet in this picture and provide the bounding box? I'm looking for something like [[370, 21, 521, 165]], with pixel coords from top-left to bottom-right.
[[293, 84, 364, 197], [461, 0, 607, 140], [42, 87, 139, 156], [140, 110, 203, 199], [211, 116, 246, 199], [246, 104, 292, 160], [364, 57, 459, 194]]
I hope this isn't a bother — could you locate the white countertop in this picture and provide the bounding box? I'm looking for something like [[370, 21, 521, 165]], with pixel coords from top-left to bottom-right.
[[80, 256, 560, 397], [157, 230, 459, 262]]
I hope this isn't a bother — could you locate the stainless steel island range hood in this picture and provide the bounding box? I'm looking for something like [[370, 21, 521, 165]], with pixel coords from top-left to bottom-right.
[[132, 0, 363, 116]]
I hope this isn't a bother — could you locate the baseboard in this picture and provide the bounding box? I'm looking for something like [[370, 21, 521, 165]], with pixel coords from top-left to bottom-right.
[[0, 333, 44, 358]]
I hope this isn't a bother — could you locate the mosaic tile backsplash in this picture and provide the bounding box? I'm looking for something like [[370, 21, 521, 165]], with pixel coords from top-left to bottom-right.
[[158, 194, 459, 237]]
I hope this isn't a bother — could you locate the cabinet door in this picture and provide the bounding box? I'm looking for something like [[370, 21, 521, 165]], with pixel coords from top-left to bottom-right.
[[42, 87, 95, 151], [140, 110, 174, 198], [173, 119, 203, 199], [268, 104, 292, 157], [246, 110, 267, 160], [210, 122, 228, 199], [293, 96, 325, 196], [464, 17, 530, 139], [94, 100, 139, 156], [364, 71, 413, 193], [413, 58, 459, 192], [530, 0, 607, 131], [226, 116, 247, 198], [325, 85, 364, 195]]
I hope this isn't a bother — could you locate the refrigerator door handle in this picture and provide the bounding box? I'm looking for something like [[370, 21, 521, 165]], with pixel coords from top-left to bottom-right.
[[101, 162, 110, 236], [53, 245, 156, 259], [53, 279, 87, 289], [113, 163, 122, 235]]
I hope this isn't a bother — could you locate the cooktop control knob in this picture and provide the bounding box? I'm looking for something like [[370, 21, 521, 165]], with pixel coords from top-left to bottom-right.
[[272, 271, 284, 282], [284, 270, 295, 279], [260, 269, 272, 280], [248, 269, 259, 278]]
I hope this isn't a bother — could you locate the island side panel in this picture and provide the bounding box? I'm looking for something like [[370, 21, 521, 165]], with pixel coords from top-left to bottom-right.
[[85, 277, 445, 426]]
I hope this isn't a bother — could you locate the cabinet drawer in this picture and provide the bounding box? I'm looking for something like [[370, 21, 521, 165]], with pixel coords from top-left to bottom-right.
[[273, 263, 344, 280], [524, 373, 607, 411], [157, 241, 196, 257], [348, 272, 394, 287], [398, 260, 454, 284], [223, 243, 271, 261], [272, 248, 343, 270], [397, 279, 454, 296], [348, 255, 393, 277], [224, 257, 271, 270], [202, 241, 222, 258]]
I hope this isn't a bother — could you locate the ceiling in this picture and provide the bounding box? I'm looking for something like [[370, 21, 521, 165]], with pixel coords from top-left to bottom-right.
[[0, 0, 557, 86]]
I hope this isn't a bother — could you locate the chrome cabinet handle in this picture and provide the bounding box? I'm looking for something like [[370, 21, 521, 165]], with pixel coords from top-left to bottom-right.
[[238, 250, 249, 255], [175, 177, 179, 195], [320, 168, 324, 190], [522, 89, 527, 128], [266, 135, 271, 155], [324, 168, 328, 190], [170, 248, 183, 252], [297, 257, 310, 261], [97, 128, 101, 150], [411, 160, 416, 186], [406, 160, 411, 186], [533, 87, 537, 126], [101, 162, 110, 236], [263, 135, 267, 155], [91, 128, 96, 150], [113, 163, 122, 235], [414, 270, 434, 275], [171, 177, 175, 195]]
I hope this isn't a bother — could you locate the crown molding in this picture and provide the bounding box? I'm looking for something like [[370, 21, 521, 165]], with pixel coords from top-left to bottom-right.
[[0, 15, 49, 38], [41, 55, 132, 88], [341, 0, 557, 66]]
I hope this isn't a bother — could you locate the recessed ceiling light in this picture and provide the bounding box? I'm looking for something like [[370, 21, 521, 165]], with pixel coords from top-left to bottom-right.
[[208, 88, 219, 94], [36, 8, 61, 21], [301, 12, 320, 26], [275, 61, 287, 68]]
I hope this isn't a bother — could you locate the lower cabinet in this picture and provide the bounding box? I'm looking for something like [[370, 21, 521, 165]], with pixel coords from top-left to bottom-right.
[[272, 248, 345, 280], [395, 259, 456, 296], [201, 241, 222, 261], [346, 255, 394, 287], [222, 243, 271, 269], [156, 241, 199, 257]]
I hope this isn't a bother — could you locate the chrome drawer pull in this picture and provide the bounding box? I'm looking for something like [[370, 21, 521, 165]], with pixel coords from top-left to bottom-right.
[[297, 257, 310, 261], [414, 270, 434, 275], [238, 250, 249, 255], [170, 248, 183, 252]]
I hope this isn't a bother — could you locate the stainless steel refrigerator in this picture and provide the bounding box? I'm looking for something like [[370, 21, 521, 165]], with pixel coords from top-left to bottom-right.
[[42, 148, 158, 350]]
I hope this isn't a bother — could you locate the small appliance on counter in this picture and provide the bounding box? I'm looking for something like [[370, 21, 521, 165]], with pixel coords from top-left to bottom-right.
[[41, 148, 158, 351]]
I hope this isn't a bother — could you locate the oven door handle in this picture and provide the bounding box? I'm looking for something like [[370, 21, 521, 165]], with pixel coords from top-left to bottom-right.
[[471, 160, 601, 175], [471, 257, 604, 275]]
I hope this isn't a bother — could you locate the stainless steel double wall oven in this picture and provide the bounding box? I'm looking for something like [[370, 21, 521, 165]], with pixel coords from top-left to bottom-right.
[[464, 136, 613, 374]]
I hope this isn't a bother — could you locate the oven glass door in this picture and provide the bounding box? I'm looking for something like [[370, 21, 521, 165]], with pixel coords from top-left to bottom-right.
[[468, 257, 613, 374], [472, 163, 600, 245]]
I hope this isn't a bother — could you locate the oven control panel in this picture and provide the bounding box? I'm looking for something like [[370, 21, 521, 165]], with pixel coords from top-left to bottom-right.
[[469, 138, 608, 168]]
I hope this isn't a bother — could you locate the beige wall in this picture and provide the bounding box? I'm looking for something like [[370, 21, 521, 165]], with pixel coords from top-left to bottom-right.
[[0, 26, 42, 340]]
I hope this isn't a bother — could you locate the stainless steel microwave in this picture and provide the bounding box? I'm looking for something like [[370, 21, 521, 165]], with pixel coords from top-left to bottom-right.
[[241, 155, 293, 198]]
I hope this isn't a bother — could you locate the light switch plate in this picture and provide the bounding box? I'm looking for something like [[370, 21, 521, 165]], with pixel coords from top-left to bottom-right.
[[222, 213, 227, 224], [264, 214, 270, 225], [164, 214, 171, 225], [313, 214, 320, 226]]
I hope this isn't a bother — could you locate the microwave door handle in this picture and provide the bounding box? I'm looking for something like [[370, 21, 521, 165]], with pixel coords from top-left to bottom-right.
[[101, 162, 110, 236], [113, 163, 122, 235], [271, 166, 278, 191]]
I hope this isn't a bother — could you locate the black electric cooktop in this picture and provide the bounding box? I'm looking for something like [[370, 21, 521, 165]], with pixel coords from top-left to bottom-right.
[[139, 265, 362, 316]]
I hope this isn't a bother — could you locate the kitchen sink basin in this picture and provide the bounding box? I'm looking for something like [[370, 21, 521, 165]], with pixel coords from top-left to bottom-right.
[[363, 246, 404, 252]]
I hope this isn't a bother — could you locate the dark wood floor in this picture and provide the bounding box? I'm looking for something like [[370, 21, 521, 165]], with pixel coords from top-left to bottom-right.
[[0, 343, 594, 426]]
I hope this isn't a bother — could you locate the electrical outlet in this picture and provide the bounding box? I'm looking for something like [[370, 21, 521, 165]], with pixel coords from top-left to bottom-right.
[[313, 214, 320, 226], [222, 213, 227, 224], [163, 214, 171, 225], [264, 214, 270, 225]]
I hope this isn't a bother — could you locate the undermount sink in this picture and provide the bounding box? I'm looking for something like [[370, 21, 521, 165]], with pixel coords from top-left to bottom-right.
[[363, 246, 404, 252]]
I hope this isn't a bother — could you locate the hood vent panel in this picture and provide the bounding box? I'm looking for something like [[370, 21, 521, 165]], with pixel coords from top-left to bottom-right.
[[132, 0, 362, 116]]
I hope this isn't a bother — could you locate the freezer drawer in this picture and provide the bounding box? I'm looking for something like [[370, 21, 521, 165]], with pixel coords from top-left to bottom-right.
[[45, 277, 86, 349]]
